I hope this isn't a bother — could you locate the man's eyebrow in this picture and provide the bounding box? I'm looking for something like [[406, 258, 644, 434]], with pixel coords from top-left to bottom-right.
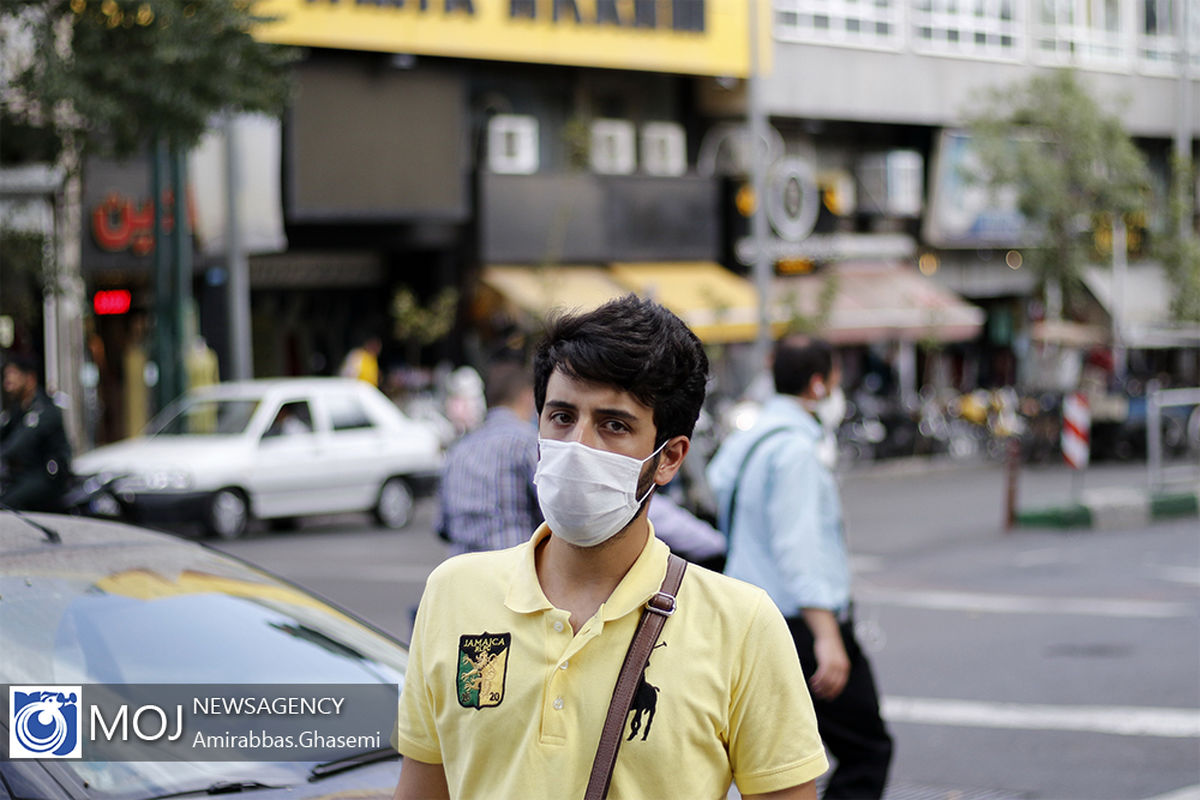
[[595, 407, 639, 423], [544, 400, 640, 423]]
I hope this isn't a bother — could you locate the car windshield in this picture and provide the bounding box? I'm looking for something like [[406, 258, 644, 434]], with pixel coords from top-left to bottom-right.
[[147, 398, 260, 436], [1, 536, 407, 799]]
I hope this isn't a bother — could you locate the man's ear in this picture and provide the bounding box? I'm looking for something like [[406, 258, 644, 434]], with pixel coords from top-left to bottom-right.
[[654, 436, 690, 486]]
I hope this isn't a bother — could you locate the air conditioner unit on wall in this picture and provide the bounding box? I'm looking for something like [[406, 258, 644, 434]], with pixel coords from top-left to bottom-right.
[[641, 122, 686, 177], [590, 119, 636, 175], [857, 150, 924, 218], [487, 114, 539, 175]]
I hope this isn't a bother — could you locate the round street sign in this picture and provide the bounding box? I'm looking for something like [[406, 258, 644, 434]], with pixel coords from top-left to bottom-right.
[[766, 157, 820, 243]]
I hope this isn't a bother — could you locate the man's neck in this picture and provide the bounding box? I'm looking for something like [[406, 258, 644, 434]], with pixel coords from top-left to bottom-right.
[[535, 516, 651, 633], [781, 391, 819, 417]]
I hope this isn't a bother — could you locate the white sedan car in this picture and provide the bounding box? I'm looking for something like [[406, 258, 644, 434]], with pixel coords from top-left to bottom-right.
[[73, 378, 443, 539]]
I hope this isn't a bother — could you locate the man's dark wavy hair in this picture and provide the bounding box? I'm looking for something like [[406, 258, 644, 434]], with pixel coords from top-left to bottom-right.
[[773, 334, 833, 397], [533, 294, 709, 445]]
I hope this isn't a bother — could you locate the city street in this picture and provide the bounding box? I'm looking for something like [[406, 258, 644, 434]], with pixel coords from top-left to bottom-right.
[[4, 0, 1197, 795], [211, 459, 1200, 800]]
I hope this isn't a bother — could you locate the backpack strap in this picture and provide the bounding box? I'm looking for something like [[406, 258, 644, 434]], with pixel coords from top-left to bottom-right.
[[720, 427, 797, 537]]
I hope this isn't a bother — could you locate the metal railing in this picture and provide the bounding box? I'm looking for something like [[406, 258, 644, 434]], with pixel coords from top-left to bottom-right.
[[1146, 382, 1200, 491]]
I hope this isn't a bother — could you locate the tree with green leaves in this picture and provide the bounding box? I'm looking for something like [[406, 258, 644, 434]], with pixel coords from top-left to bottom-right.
[[3, 0, 294, 159], [963, 69, 1150, 321], [392, 287, 460, 366], [2, 0, 295, 412], [1159, 155, 1200, 322]]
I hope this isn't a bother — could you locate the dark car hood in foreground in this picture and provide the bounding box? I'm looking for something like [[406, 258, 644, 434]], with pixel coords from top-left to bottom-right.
[[0, 512, 408, 800]]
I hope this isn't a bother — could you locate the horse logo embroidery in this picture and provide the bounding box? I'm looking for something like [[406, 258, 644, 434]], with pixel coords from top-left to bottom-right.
[[626, 642, 667, 741], [457, 632, 511, 709]]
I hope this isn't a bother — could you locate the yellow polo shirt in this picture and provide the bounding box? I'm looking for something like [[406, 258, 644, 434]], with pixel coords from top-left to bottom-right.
[[395, 524, 828, 799]]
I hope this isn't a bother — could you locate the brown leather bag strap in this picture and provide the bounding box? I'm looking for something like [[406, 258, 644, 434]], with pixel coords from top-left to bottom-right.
[[584, 553, 688, 800]]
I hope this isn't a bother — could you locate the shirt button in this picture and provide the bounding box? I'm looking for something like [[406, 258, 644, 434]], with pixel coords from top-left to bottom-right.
[[553, 697, 564, 710], [559, 660, 569, 670], [553, 621, 565, 633]]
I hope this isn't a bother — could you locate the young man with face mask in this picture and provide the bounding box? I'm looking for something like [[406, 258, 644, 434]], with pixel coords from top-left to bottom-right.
[[707, 335, 893, 800], [393, 296, 828, 800]]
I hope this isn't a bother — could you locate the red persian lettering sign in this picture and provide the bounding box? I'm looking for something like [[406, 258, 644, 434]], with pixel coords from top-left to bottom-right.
[[90, 190, 195, 256]]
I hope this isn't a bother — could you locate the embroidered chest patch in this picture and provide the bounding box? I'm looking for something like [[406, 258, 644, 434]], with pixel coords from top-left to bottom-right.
[[456, 632, 511, 709]]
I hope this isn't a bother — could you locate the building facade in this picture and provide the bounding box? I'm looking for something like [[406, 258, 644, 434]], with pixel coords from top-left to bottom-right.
[[73, 0, 1199, 444], [704, 0, 1198, 399], [74, 0, 771, 442]]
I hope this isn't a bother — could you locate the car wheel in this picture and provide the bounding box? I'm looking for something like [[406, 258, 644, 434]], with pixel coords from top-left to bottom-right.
[[374, 477, 414, 530], [207, 488, 250, 540]]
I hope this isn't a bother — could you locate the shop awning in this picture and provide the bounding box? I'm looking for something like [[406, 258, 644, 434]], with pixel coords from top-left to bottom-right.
[[480, 264, 630, 319], [481, 262, 771, 344], [1082, 264, 1200, 348], [1029, 319, 1107, 348], [609, 261, 771, 344], [774, 262, 985, 344]]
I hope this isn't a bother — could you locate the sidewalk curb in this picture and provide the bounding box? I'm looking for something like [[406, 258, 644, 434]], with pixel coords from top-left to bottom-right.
[[1015, 489, 1200, 530]]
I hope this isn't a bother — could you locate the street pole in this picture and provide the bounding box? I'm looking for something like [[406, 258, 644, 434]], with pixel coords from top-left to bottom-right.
[[224, 114, 253, 381], [1178, 0, 1194, 239], [57, 161, 87, 451], [1111, 214, 1127, 384], [1004, 435, 1020, 531], [41, 269, 58, 391], [748, 0, 773, 385], [151, 137, 174, 413], [171, 146, 192, 402]]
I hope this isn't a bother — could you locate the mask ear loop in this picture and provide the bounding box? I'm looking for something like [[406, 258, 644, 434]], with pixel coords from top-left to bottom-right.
[[635, 438, 672, 505]]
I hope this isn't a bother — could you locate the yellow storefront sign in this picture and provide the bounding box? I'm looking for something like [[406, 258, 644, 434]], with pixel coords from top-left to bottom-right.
[[253, 0, 753, 77]]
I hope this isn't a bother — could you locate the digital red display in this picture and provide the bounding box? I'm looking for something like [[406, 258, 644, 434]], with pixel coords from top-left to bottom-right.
[[94, 290, 132, 315]]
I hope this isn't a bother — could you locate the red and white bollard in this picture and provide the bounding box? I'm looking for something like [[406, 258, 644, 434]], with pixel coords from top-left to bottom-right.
[[1061, 392, 1091, 504], [1061, 392, 1091, 469]]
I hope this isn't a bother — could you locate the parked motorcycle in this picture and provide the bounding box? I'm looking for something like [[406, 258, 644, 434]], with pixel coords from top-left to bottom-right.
[[60, 473, 127, 518], [1, 469, 125, 518]]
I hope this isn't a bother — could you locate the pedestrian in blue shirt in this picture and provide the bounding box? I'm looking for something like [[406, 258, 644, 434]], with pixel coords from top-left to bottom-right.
[[706, 334, 892, 800], [436, 355, 542, 554]]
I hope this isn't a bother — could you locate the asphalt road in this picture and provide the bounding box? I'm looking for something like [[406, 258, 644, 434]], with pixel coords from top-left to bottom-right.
[[211, 459, 1200, 800]]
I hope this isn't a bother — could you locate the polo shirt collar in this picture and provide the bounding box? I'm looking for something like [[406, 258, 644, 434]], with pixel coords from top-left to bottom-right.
[[505, 525, 555, 614], [599, 523, 670, 622], [504, 523, 670, 621]]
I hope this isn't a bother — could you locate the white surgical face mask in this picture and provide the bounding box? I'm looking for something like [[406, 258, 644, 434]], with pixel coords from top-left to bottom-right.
[[534, 438, 666, 548], [816, 385, 847, 430]]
